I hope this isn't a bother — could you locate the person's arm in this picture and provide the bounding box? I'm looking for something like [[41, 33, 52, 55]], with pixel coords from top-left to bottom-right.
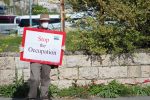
[[61, 45, 66, 51], [19, 45, 24, 52]]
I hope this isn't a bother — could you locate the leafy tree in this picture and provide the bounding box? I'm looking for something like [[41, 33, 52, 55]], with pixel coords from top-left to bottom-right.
[[67, 0, 150, 27], [3, 0, 10, 6], [32, 5, 49, 15], [66, 0, 150, 54]]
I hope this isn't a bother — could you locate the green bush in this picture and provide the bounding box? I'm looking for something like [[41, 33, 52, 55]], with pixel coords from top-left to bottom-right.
[[71, 17, 148, 55], [130, 85, 148, 96], [56, 86, 89, 98], [96, 80, 130, 98], [0, 78, 29, 98], [32, 5, 49, 15], [1, 80, 150, 98], [143, 86, 150, 96], [49, 85, 60, 97], [66, 31, 82, 52], [88, 84, 103, 96], [88, 80, 131, 98], [51, 80, 150, 98]]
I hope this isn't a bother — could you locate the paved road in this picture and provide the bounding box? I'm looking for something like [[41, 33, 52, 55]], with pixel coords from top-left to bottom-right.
[[0, 96, 150, 100]]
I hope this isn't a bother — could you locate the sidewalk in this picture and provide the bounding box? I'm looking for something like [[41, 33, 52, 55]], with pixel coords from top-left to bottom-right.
[[0, 96, 150, 100]]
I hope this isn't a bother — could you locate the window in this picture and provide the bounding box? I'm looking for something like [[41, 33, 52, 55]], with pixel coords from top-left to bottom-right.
[[19, 19, 40, 27], [0, 16, 16, 23], [0, 6, 5, 14], [49, 18, 60, 24]]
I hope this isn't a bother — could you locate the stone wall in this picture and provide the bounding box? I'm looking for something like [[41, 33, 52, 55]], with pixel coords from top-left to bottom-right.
[[0, 53, 150, 88]]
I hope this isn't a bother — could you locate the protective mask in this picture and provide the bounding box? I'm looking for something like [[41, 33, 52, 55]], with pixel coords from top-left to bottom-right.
[[41, 22, 49, 29]]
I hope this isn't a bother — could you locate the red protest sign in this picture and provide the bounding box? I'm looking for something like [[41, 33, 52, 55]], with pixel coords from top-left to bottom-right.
[[20, 27, 66, 66]]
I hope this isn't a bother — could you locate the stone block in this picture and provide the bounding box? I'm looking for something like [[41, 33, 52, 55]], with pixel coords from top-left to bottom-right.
[[117, 55, 135, 66], [59, 68, 78, 80], [60, 56, 67, 67], [117, 78, 137, 84], [127, 66, 141, 78], [93, 79, 114, 85], [17, 69, 23, 79], [79, 67, 99, 79], [65, 55, 91, 67], [15, 57, 30, 69], [0, 70, 15, 85], [141, 66, 150, 78], [23, 69, 30, 81], [136, 78, 150, 84], [76, 80, 92, 86], [133, 53, 150, 65], [0, 57, 15, 70], [117, 78, 150, 85], [92, 55, 119, 67], [51, 80, 74, 89], [93, 78, 150, 85], [50, 68, 59, 81], [99, 66, 128, 79]]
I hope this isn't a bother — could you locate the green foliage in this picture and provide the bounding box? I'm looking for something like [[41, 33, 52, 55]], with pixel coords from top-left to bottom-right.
[[143, 86, 150, 96], [32, 5, 49, 15], [130, 85, 148, 96], [57, 86, 89, 98], [88, 84, 103, 95], [32, 5, 59, 15], [49, 85, 60, 97], [3, 0, 10, 5], [1, 80, 150, 98], [66, 0, 150, 54], [0, 78, 29, 98], [0, 35, 21, 53], [66, 31, 82, 52], [0, 84, 16, 97], [50, 80, 150, 98], [70, 19, 143, 55], [88, 80, 131, 98], [97, 80, 129, 98]]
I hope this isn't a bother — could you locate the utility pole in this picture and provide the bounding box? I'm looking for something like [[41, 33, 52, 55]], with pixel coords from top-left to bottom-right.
[[60, 0, 65, 32], [20, 0, 23, 15], [29, 0, 32, 26], [13, 0, 16, 15]]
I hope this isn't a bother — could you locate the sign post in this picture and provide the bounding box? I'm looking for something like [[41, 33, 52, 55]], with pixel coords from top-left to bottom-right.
[[60, 0, 65, 32]]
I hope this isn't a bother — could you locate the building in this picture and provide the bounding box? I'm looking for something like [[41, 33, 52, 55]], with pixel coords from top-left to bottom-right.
[[37, 0, 60, 13], [0, 0, 29, 15], [0, 1, 6, 15], [0, 1, 5, 6], [37, 0, 73, 13], [0, 0, 72, 15]]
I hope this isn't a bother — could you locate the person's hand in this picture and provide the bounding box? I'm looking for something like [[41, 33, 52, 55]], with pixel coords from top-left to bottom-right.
[[19, 46, 24, 52], [61, 45, 66, 51]]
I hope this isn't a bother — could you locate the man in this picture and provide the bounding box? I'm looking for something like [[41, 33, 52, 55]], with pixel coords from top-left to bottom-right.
[[28, 14, 52, 100], [20, 14, 65, 100]]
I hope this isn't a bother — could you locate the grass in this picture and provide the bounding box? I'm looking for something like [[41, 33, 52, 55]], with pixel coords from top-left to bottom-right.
[[0, 34, 22, 53]]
